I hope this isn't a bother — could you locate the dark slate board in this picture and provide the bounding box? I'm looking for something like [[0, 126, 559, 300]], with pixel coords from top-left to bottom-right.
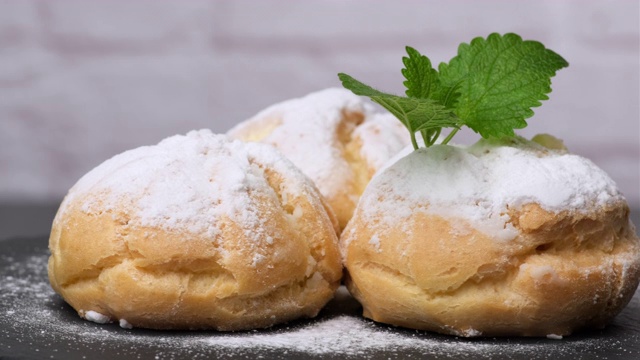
[[1, 236, 639, 360]]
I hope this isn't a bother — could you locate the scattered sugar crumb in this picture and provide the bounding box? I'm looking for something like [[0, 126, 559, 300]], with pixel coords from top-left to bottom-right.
[[462, 328, 482, 337], [119, 319, 133, 329], [527, 264, 560, 284], [85, 311, 110, 324], [368, 234, 381, 253]]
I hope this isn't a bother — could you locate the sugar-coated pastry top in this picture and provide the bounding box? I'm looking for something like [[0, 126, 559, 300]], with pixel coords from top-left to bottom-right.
[[350, 136, 624, 245], [60, 129, 336, 244], [351, 112, 412, 171], [228, 88, 410, 229], [228, 88, 374, 201]]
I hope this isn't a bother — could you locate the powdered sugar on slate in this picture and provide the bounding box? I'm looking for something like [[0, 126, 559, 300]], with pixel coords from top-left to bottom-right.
[[2, 246, 639, 359]]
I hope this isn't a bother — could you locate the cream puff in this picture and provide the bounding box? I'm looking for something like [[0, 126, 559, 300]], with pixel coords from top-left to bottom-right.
[[341, 136, 640, 337], [48, 130, 343, 331]]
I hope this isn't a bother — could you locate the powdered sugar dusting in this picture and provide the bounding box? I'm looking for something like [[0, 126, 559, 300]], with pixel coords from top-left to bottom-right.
[[368, 234, 381, 253], [228, 88, 375, 202], [520, 264, 561, 284], [356, 136, 625, 243], [1, 243, 639, 359], [353, 112, 411, 171], [56, 130, 313, 252], [84, 310, 109, 324], [199, 314, 478, 354], [119, 319, 133, 329], [227, 88, 411, 228]]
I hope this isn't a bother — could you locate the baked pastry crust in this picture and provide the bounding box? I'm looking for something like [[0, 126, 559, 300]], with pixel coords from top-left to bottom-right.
[[341, 138, 640, 337], [48, 130, 342, 330], [228, 88, 410, 230]]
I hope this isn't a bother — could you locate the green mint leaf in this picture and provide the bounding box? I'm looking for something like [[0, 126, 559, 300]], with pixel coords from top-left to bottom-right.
[[402, 47, 461, 110], [372, 95, 459, 133], [431, 72, 463, 109], [402, 46, 440, 99], [439, 32, 569, 138], [337, 72, 389, 98], [338, 73, 459, 149], [338, 33, 567, 148]]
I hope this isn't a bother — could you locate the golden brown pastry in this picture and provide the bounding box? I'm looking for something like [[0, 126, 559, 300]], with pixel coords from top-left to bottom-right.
[[341, 136, 640, 337], [48, 130, 342, 331], [227, 88, 410, 230]]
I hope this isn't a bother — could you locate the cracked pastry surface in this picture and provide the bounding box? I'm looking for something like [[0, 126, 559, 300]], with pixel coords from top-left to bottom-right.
[[341, 137, 640, 337], [227, 88, 410, 230], [48, 130, 342, 331]]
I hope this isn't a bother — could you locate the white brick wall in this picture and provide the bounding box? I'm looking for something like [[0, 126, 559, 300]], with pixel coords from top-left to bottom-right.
[[0, 0, 638, 206]]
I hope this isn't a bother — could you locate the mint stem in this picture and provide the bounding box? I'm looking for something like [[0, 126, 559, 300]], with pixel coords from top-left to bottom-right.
[[429, 128, 442, 146], [441, 128, 459, 145], [410, 132, 419, 150], [420, 130, 429, 148]]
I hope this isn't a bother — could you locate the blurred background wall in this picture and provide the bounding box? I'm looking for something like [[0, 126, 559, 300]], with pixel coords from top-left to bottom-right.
[[0, 0, 638, 208]]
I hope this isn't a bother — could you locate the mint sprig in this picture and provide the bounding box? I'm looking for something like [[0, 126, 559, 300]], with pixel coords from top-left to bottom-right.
[[338, 33, 569, 149], [338, 73, 459, 149]]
